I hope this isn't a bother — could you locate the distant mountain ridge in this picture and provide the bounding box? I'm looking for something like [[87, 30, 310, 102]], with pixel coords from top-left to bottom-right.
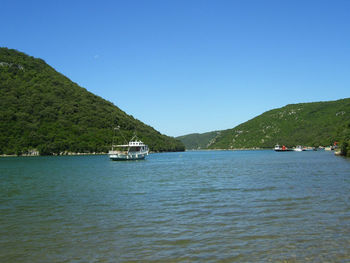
[[0, 47, 184, 155], [178, 99, 350, 149]]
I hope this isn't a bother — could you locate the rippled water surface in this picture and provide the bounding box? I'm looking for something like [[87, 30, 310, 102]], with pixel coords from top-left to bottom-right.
[[1, 150, 350, 262]]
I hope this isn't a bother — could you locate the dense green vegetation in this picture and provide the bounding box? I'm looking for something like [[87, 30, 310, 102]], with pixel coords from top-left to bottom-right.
[[338, 122, 350, 157], [0, 48, 184, 155], [176, 131, 220, 149], [179, 99, 350, 150]]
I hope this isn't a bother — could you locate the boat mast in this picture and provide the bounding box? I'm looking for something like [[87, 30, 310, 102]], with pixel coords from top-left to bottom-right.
[[112, 125, 129, 150], [111, 126, 118, 151]]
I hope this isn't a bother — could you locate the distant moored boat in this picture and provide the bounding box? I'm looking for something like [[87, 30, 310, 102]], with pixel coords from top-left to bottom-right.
[[294, 145, 305, 152], [274, 144, 293, 152]]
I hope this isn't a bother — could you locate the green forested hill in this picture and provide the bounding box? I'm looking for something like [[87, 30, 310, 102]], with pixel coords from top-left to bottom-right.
[[176, 131, 220, 150], [0, 48, 184, 155], [179, 99, 350, 150]]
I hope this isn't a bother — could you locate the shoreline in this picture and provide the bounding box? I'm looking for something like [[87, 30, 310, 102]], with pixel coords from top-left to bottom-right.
[[185, 148, 266, 151], [1, 149, 260, 157], [0, 150, 183, 157], [0, 152, 108, 157]]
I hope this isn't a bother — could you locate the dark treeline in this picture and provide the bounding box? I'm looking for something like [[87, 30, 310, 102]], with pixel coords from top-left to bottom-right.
[[0, 48, 184, 155], [338, 123, 350, 157]]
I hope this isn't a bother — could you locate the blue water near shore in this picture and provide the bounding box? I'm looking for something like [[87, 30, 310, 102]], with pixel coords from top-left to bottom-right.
[[1, 150, 350, 262]]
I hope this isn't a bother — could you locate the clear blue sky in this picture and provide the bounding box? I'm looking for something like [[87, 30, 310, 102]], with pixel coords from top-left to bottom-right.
[[2, 0, 350, 137]]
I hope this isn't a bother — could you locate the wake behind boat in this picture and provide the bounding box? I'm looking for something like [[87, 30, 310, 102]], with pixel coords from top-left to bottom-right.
[[109, 135, 149, 161]]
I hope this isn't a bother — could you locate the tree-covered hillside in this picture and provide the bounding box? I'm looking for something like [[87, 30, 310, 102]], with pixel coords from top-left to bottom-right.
[[338, 122, 350, 157], [0, 48, 184, 155], [179, 99, 350, 150], [176, 131, 220, 150], [211, 99, 350, 149]]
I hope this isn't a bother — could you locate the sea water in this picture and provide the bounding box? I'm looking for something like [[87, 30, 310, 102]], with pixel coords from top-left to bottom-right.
[[1, 150, 350, 262]]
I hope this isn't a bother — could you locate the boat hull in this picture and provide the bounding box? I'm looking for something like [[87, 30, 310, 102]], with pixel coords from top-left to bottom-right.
[[109, 153, 147, 161]]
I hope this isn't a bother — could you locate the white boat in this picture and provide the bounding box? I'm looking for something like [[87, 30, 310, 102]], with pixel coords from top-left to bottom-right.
[[274, 144, 293, 152], [294, 145, 305, 152], [109, 135, 149, 161], [274, 144, 282, 151]]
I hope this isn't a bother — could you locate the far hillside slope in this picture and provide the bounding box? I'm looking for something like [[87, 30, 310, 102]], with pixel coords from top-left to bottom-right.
[[210, 99, 350, 149], [176, 131, 220, 150], [178, 99, 350, 149]]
